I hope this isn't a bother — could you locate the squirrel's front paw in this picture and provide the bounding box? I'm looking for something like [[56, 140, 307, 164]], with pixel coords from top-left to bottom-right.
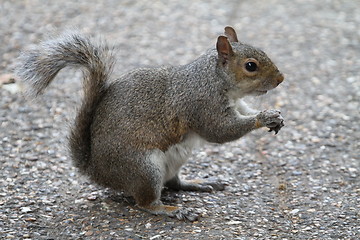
[[256, 110, 284, 134]]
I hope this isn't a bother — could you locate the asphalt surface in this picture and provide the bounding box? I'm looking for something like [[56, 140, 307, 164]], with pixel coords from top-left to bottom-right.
[[1, 0, 359, 239]]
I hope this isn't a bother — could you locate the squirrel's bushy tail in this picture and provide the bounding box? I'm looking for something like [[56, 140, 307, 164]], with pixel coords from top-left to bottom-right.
[[16, 33, 115, 172]]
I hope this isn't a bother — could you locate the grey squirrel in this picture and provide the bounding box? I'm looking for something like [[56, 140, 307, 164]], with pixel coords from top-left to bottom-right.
[[16, 26, 284, 221]]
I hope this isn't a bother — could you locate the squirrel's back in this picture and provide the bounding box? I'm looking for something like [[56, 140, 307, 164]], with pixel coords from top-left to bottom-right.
[[91, 67, 189, 153]]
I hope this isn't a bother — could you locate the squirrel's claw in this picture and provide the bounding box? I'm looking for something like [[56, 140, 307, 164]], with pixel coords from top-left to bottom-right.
[[268, 120, 284, 134], [175, 208, 200, 222]]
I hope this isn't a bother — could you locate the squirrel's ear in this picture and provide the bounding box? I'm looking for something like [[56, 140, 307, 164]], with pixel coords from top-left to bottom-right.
[[224, 26, 239, 43], [216, 36, 234, 65]]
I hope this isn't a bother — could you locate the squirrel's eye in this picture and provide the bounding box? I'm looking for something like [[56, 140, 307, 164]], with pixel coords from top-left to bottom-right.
[[245, 62, 258, 72]]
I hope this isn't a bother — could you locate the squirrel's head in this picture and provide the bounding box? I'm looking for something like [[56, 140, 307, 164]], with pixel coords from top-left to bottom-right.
[[217, 26, 284, 97]]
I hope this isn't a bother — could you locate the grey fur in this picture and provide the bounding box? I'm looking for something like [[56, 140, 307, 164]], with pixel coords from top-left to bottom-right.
[[16, 27, 284, 220], [15, 33, 115, 171]]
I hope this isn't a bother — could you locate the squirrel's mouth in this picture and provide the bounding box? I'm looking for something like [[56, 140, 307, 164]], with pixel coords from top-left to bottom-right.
[[254, 90, 268, 95]]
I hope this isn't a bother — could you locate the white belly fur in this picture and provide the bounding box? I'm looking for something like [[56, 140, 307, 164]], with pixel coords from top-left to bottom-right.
[[164, 132, 206, 181], [149, 132, 206, 183]]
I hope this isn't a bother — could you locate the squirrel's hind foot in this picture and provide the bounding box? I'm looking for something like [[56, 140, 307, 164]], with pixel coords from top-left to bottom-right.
[[138, 204, 200, 222], [165, 176, 226, 192], [180, 179, 226, 192]]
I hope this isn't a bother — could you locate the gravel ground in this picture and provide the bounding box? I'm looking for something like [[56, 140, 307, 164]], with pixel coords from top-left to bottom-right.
[[1, 0, 359, 239]]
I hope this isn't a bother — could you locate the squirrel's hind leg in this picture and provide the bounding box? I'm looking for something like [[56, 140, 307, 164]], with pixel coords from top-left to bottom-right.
[[133, 181, 199, 222], [165, 174, 226, 192], [132, 150, 200, 221], [133, 184, 195, 221]]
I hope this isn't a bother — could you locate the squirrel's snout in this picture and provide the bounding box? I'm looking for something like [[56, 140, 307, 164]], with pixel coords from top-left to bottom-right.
[[276, 73, 284, 86]]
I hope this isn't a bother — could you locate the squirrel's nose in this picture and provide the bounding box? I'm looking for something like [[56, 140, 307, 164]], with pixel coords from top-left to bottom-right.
[[276, 73, 284, 86]]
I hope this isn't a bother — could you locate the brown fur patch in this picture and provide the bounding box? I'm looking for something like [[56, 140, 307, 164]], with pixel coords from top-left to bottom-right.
[[142, 204, 179, 213], [255, 119, 263, 128], [188, 179, 205, 184], [151, 116, 188, 152], [129, 116, 189, 152]]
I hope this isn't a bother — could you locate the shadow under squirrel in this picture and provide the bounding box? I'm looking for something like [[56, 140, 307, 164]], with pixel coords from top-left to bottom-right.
[[16, 26, 284, 221]]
